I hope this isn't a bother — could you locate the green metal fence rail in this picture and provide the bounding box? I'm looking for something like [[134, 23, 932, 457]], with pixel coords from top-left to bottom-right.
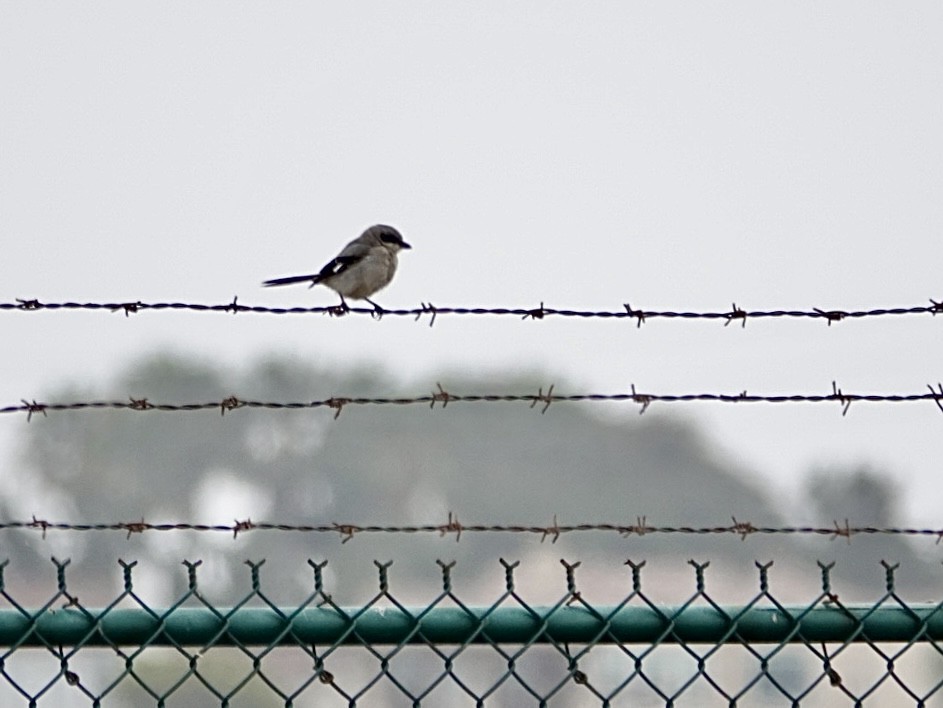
[[2, 557, 943, 706]]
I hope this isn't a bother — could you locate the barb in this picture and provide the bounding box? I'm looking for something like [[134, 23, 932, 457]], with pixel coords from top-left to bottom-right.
[[928, 383, 943, 414], [416, 302, 438, 327], [19, 399, 47, 422], [529, 384, 555, 414], [832, 381, 852, 416], [5, 515, 943, 541], [724, 303, 747, 328], [630, 384, 652, 415], [430, 383, 451, 410], [623, 303, 646, 327], [814, 308, 846, 326], [4, 298, 943, 324], [5, 384, 943, 420], [439, 511, 463, 542]]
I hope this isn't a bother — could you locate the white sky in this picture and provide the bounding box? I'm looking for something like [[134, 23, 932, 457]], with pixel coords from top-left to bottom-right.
[[1, 2, 942, 524]]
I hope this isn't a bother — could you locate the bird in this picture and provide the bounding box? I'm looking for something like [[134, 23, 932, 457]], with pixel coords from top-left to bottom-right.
[[262, 224, 411, 313]]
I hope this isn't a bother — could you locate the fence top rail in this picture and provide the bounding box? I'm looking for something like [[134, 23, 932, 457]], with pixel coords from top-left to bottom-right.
[[1, 603, 940, 648]]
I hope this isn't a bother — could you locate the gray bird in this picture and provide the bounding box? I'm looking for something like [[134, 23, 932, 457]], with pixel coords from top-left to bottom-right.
[[263, 224, 411, 312]]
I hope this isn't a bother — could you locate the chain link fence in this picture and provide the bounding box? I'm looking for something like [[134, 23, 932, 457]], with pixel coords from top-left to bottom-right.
[[2, 557, 942, 706]]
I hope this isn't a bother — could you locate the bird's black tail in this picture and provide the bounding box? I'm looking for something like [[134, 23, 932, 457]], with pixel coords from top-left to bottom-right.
[[262, 274, 320, 287]]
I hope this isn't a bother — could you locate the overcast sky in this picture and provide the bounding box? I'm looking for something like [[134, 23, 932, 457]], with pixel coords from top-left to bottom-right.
[[2, 2, 942, 526]]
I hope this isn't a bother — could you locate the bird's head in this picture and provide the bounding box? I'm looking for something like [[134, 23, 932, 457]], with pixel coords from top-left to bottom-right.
[[367, 224, 411, 252]]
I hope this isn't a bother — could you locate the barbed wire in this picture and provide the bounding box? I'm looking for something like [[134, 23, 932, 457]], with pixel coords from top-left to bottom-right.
[[4, 297, 943, 326], [6, 382, 943, 420], [7, 513, 943, 543]]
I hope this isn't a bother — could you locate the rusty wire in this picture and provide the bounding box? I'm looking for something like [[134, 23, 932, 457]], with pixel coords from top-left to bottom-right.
[[8, 513, 943, 543], [5, 382, 943, 420], [3, 297, 943, 326]]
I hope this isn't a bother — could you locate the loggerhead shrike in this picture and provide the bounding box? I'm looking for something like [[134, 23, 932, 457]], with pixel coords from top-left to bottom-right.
[[263, 224, 411, 313]]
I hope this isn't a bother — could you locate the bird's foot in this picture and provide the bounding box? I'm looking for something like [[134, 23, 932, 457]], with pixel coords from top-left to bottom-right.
[[366, 299, 385, 320], [328, 299, 350, 317]]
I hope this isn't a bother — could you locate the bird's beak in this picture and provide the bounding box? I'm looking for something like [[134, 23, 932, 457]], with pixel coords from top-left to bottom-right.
[[400, 240, 412, 249]]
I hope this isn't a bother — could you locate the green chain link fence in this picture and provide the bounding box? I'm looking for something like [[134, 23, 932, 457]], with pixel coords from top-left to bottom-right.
[[2, 557, 942, 706]]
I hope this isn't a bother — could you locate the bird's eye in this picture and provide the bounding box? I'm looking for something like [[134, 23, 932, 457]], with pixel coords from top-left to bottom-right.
[[380, 232, 401, 244]]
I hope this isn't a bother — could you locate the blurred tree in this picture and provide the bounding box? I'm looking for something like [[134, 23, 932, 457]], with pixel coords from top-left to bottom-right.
[[5, 353, 838, 603], [802, 464, 933, 593], [805, 465, 898, 526]]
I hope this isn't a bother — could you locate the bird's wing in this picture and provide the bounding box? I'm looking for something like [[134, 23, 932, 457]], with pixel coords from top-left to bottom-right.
[[262, 239, 371, 287], [315, 252, 364, 280], [313, 238, 373, 279]]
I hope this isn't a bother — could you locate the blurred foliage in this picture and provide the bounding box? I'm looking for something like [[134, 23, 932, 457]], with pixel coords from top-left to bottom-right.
[[1, 354, 931, 604]]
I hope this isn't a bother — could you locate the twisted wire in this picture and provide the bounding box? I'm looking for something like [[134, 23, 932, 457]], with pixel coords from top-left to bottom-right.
[[8, 515, 943, 543], [7, 382, 943, 420], [4, 297, 943, 326]]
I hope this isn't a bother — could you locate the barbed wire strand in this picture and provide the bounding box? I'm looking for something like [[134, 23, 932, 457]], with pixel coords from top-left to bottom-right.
[[8, 514, 943, 544], [6, 382, 943, 420], [4, 298, 943, 326]]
